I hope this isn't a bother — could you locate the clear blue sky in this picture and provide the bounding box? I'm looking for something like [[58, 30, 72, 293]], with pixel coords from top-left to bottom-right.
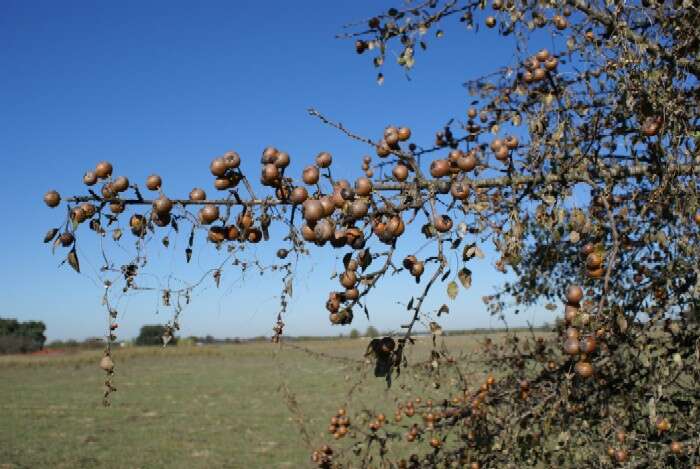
[[0, 0, 557, 341]]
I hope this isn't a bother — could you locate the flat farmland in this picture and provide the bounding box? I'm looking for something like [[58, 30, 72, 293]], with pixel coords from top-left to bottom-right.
[[0, 333, 542, 468]]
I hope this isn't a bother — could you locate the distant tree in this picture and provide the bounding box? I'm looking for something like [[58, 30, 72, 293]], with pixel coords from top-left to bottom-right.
[[134, 325, 176, 346], [0, 318, 46, 354], [349, 329, 360, 339], [364, 326, 379, 338]]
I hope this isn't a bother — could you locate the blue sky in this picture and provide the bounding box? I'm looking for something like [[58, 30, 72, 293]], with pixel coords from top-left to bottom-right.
[[0, 0, 557, 341]]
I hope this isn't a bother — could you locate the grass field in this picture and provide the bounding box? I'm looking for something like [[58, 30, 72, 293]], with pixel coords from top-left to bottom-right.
[[0, 333, 536, 468]]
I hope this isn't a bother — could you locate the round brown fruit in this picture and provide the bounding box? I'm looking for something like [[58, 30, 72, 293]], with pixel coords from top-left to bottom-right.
[[316, 152, 332, 168], [224, 225, 239, 241], [485, 16, 496, 28], [199, 205, 220, 225], [457, 153, 477, 172], [580, 336, 597, 354], [290, 187, 308, 205], [101, 183, 116, 199], [44, 190, 61, 208], [129, 214, 146, 236], [274, 151, 290, 168], [210, 157, 228, 177], [319, 197, 335, 217], [563, 337, 580, 355], [430, 159, 450, 178], [410, 261, 425, 278], [208, 226, 226, 243], [670, 441, 683, 454], [83, 171, 98, 186], [614, 449, 628, 463], [223, 151, 241, 169], [261, 146, 278, 164], [536, 49, 549, 62], [544, 57, 558, 71], [153, 196, 173, 215], [246, 228, 262, 243], [262, 163, 280, 183], [214, 177, 232, 190], [340, 271, 357, 289], [146, 174, 162, 191], [59, 232, 75, 246], [112, 176, 129, 192], [566, 285, 583, 304], [586, 252, 603, 269], [434, 214, 453, 233], [95, 161, 113, 179], [574, 361, 593, 378], [588, 267, 605, 279], [398, 127, 411, 141], [302, 165, 320, 185], [189, 188, 206, 201], [110, 201, 125, 214], [349, 200, 368, 219], [355, 177, 372, 196], [303, 199, 323, 223], [393, 164, 409, 182], [451, 181, 469, 200], [376, 141, 391, 157], [80, 203, 96, 217]]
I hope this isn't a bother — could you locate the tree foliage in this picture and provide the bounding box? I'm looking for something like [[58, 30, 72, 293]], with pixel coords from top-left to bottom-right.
[[0, 318, 47, 354], [134, 324, 177, 347], [42, 0, 700, 465]]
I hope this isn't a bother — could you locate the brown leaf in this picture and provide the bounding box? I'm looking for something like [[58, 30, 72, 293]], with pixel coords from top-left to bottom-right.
[[67, 249, 80, 273], [457, 268, 472, 289], [43, 228, 59, 243]]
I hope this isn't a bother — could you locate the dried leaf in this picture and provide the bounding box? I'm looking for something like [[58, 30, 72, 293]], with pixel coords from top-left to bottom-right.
[[43, 228, 59, 243], [429, 321, 443, 335], [437, 304, 449, 316], [457, 268, 472, 289], [112, 229, 122, 241], [67, 249, 80, 273], [447, 281, 458, 300]]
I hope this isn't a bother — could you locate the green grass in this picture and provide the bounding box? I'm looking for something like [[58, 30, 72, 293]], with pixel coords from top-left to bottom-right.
[[0, 333, 535, 468]]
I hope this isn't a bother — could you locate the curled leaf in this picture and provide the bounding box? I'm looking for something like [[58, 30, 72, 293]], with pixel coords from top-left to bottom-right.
[[67, 249, 80, 273], [458, 268, 472, 289], [43, 228, 59, 243]]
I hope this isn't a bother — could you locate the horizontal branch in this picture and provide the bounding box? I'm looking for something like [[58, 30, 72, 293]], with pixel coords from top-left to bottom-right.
[[65, 164, 700, 206]]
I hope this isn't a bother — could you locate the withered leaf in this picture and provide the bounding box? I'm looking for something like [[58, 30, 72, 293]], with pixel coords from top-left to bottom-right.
[[458, 268, 472, 289], [112, 229, 122, 241], [447, 281, 458, 300], [185, 248, 192, 263], [437, 304, 449, 316], [43, 228, 59, 243], [429, 321, 443, 335], [67, 249, 80, 273]]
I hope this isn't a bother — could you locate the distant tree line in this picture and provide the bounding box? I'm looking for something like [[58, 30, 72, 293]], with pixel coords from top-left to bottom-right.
[[0, 318, 47, 354]]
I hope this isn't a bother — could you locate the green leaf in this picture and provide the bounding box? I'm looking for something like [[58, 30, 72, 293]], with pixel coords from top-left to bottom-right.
[[447, 281, 458, 300]]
